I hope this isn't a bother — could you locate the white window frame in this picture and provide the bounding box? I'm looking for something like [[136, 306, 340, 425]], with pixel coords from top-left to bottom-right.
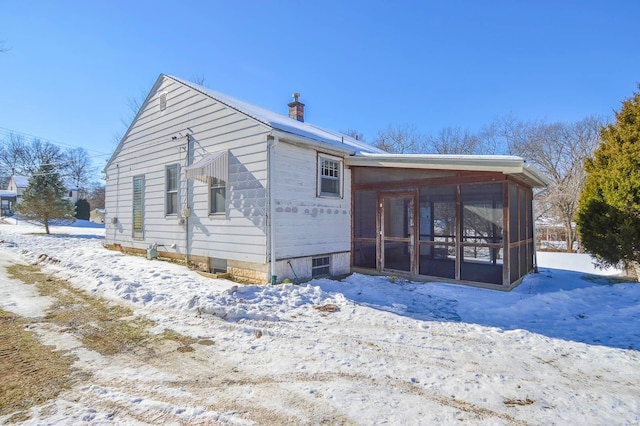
[[165, 164, 179, 216], [132, 175, 145, 239], [317, 153, 343, 198], [209, 177, 226, 215]]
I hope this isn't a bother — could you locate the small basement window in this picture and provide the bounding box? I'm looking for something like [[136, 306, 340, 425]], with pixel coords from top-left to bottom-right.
[[312, 256, 330, 278]]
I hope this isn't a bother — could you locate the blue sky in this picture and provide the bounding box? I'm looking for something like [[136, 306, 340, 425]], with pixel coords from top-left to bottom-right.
[[1, 1, 638, 167]]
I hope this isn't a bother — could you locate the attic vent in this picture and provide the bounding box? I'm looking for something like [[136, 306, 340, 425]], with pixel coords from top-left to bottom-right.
[[159, 92, 167, 111]]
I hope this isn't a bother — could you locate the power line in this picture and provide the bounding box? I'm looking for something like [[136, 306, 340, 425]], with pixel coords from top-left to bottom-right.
[[0, 126, 114, 157]]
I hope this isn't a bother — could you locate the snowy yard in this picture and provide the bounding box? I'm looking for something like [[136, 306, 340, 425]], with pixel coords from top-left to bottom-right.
[[0, 219, 639, 424]]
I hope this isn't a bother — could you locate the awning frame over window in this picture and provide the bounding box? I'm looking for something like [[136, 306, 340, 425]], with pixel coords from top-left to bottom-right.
[[184, 150, 228, 183]]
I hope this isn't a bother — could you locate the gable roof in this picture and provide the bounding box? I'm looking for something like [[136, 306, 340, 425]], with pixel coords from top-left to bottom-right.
[[168, 75, 384, 156], [11, 175, 29, 188], [104, 74, 548, 189]]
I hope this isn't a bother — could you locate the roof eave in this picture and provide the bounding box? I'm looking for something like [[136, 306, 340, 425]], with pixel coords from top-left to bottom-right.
[[270, 129, 356, 156], [344, 155, 549, 188]]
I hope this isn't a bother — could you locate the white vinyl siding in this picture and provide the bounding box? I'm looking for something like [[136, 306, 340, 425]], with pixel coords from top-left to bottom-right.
[[105, 75, 269, 264], [273, 143, 351, 259]]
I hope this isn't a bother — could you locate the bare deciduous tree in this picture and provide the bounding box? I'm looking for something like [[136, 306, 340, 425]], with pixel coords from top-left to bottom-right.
[[0, 132, 27, 186], [375, 124, 426, 154], [341, 129, 366, 142], [190, 74, 206, 86], [86, 182, 106, 210], [62, 147, 95, 199], [506, 116, 604, 252], [20, 138, 64, 175], [371, 114, 604, 252], [425, 126, 484, 155]]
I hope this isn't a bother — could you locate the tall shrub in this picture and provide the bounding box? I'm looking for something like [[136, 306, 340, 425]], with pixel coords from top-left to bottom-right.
[[577, 90, 640, 276]]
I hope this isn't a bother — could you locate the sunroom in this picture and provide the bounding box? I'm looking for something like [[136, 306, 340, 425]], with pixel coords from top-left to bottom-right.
[[347, 154, 549, 290]]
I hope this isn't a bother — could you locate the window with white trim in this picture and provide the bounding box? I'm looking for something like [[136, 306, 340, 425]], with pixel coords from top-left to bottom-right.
[[312, 256, 330, 278], [166, 164, 179, 215], [132, 175, 144, 239], [317, 154, 342, 197], [209, 177, 226, 214]]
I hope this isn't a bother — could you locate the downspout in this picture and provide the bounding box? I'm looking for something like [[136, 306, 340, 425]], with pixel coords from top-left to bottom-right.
[[184, 133, 191, 264], [268, 134, 279, 284], [533, 211, 539, 273]]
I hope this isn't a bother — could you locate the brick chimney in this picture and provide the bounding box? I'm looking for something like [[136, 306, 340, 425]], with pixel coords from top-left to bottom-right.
[[288, 92, 305, 122]]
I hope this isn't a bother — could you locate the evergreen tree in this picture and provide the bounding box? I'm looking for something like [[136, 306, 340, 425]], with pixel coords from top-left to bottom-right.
[[75, 199, 90, 220], [76, 198, 91, 220], [577, 89, 640, 277], [14, 163, 76, 234]]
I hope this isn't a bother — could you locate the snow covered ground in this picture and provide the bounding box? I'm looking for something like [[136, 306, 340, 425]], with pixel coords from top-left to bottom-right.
[[1, 218, 639, 424]]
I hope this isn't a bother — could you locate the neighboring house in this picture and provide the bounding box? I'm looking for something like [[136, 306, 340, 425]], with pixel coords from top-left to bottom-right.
[[104, 74, 548, 290], [90, 208, 106, 224], [0, 190, 16, 216], [8, 175, 79, 205]]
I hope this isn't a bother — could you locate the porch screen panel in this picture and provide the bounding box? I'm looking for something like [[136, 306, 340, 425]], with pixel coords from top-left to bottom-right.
[[132, 175, 144, 239], [354, 191, 376, 239], [526, 189, 533, 240], [519, 188, 527, 246], [353, 191, 377, 268], [460, 183, 503, 284], [510, 246, 519, 283], [527, 189, 534, 271], [382, 197, 412, 272], [509, 183, 519, 243], [418, 186, 456, 279]]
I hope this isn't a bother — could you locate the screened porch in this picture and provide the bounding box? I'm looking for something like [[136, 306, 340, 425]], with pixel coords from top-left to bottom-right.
[[350, 164, 539, 290]]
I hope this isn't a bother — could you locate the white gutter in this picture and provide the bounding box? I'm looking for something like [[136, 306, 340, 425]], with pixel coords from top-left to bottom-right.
[[345, 154, 550, 188], [270, 129, 356, 157], [268, 134, 279, 284]]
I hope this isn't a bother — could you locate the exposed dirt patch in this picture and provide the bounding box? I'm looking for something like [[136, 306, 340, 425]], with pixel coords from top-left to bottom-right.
[[504, 398, 535, 406], [2, 263, 201, 423], [0, 309, 74, 422], [8, 264, 154, 356], [314, 303, 340, 313]]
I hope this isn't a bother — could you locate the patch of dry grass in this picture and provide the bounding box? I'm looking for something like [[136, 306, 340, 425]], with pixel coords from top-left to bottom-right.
[[7, 265, 195, 355], [503, 397, 535, 406], [0, 309, 74, 421], [8, 264, 153, 356], [161, 328, 197, 352], [314, 304, 339, 313], [1, 264, 203, 422]]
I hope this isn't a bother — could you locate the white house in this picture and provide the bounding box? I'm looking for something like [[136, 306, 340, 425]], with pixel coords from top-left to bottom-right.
[[90, 208, 106, 224], [8, 175, 79, 205], [105, 74, 548, 289]]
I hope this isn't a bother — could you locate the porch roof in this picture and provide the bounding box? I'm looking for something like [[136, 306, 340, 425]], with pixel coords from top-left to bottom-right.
[[184, 150, 228, 184], [345, 153, 550, 188], [0, 190, 17, 199]]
